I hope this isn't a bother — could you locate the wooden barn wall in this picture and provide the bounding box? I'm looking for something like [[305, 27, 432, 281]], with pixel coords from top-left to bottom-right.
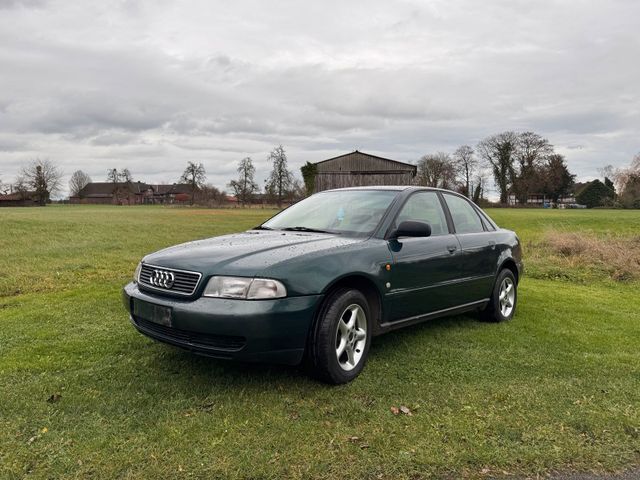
[[316, 152, 415, 174], [314, 172, 415, 192]]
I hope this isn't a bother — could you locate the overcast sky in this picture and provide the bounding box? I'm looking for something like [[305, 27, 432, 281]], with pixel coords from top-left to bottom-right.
[[1, 0, 639, 198]]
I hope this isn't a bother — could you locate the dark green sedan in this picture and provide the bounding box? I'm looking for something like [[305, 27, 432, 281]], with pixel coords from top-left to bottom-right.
[[123, 186, 523, 384]]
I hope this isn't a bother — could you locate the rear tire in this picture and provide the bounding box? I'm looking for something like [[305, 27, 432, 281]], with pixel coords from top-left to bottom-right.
[[480, 269, 517, 323], [308, 288, 372, 384]]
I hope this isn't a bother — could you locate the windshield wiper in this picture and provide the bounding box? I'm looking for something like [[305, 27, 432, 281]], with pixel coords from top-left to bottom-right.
[[252, 225, 273, 230], [281, 226, 333, 234]]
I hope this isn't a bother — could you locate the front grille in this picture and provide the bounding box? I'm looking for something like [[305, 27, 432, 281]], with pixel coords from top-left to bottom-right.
[[138, 264, 201, 296], [133, 316, 246, 352]]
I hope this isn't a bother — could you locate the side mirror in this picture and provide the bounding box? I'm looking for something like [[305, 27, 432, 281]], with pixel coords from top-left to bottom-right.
[[391, 221, 431, 239]]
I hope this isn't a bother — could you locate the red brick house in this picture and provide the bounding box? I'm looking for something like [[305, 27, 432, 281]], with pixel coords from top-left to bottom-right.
[[0, 191, 39, 207], [70, 182, 194, 205]]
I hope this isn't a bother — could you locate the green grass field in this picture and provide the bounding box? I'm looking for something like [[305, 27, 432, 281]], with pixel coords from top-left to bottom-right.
[[1, 206, 639, 479]]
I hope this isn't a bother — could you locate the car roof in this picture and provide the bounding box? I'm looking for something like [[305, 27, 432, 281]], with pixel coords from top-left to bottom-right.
[[322, 185, 459, 194]]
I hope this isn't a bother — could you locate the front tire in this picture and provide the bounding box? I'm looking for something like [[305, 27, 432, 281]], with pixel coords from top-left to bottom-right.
[[480, 269, 518, 322], [309, 288, 372, 384]]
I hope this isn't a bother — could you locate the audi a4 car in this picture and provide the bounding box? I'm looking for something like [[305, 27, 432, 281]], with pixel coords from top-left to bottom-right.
[[123, 186, 523, 384]]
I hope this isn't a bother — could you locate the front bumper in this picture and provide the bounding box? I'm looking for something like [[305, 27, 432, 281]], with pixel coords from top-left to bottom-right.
[[122, 282, 322, 365]]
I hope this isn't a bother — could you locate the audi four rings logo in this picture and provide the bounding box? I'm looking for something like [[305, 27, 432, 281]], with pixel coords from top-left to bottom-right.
[[150, 269, 175, 289]]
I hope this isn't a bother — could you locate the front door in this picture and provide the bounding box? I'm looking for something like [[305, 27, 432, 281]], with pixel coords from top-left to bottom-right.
[[386, 191, 463, 322]]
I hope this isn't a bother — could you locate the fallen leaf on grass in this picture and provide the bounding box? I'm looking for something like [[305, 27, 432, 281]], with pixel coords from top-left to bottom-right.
[[391, 405, 413, 416], [288, 411, 300, 420], [399, 406, 413, 416], [359, 443, 370, 449], [348, 436, 361, 443], [47, 393, 62, 403]]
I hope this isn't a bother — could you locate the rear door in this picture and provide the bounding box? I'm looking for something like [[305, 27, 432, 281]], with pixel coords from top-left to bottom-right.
[[441, 193, 499, 303], [386, 191, 463, 322]]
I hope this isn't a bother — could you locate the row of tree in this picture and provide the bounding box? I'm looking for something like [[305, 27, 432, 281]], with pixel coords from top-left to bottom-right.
[[414, 131, 576, 204], [176, 145, 302, 207], [582, 155, 640, 209], [4, 142, 640, 209], [226, 145, 304, 207], [61, 144, 301, 207]]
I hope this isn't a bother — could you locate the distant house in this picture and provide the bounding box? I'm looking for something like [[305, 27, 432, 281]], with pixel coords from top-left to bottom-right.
[[70, 182, 194, 205], [507, 183, 587, 206], [0, 190, 39, 207], [146, 184, 194, 204], [312, 150, 417, 192]]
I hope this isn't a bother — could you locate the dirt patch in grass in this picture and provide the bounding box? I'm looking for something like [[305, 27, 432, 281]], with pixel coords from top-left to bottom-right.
[[530, 231, 640, 282]]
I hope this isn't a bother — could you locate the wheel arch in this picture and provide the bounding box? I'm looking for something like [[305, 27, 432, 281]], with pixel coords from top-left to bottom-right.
[[498, 258, 520, 284], [321, 274, 383, 328], [307, 274, 384, 346]]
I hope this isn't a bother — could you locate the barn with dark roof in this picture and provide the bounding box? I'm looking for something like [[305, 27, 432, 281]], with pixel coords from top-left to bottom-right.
[[313, 150, 416, 192]]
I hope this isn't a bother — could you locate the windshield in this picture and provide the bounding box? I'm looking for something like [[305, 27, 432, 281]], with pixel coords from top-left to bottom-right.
[[261, 189, 399, 236]]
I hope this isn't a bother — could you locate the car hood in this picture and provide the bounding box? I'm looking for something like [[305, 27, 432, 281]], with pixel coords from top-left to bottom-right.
[[143, 230, 363, 277]]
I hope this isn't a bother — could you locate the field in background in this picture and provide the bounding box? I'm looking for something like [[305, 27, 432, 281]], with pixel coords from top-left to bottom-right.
[[1, 206, 639, 479]]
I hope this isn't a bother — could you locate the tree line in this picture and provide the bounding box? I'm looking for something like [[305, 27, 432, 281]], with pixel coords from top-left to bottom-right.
[[414, 131, 575, 205], [3, 141, 640, 209], [591, 154, 640, 209], [182, 144, 304, 207]]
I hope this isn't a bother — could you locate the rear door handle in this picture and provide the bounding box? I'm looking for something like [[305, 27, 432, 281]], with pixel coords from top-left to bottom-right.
[[447, 245, 457, 253]]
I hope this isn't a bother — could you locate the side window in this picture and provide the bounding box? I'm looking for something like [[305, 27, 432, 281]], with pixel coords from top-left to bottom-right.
[[444, 194, 485, 234], [395, 192, 449, 236]]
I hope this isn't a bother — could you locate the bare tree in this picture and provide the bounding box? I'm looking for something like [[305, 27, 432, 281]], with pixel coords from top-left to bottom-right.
[[511, 132, 554, 204], [69, 170, 92, 197], [598, 164, 616, 181], [120, 168, 133, 183], [265, 145, 293, 207], [515, 132, 553, 170], [228, 157, 258, 207], [453, 145, 477, 198], [196, 184, 226, 207], [289, 178, 306, 202], [615, 153, 640, 208], [180, 162, 206, 205], [13, 175, 29, 198], [107, 168, 119, 184], [477, 132, 519, 204], [415, 152, 458, 189], [20, 158, 62, 206], [106, 168, 134, 204]]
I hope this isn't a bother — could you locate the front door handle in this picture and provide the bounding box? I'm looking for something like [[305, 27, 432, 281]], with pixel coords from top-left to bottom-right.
[[447, 245, 457, 253]]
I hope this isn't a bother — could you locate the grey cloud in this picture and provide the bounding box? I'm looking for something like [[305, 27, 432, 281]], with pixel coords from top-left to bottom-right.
[[0, 0, 639, 198], [0, 0, 46, 9], [89, 131, 143, 146]]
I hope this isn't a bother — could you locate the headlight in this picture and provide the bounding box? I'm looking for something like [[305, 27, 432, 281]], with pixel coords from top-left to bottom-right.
[[133, 262, 142, 282], [203, 276, 287, 299]]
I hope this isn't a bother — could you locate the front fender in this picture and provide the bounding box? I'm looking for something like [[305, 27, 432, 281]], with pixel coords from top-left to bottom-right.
[[259, 239, 393, 296]]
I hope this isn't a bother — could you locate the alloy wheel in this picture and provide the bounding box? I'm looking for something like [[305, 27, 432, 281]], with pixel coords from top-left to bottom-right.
[[498, 277, 515, 317], [335, 304, 367, 371]]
